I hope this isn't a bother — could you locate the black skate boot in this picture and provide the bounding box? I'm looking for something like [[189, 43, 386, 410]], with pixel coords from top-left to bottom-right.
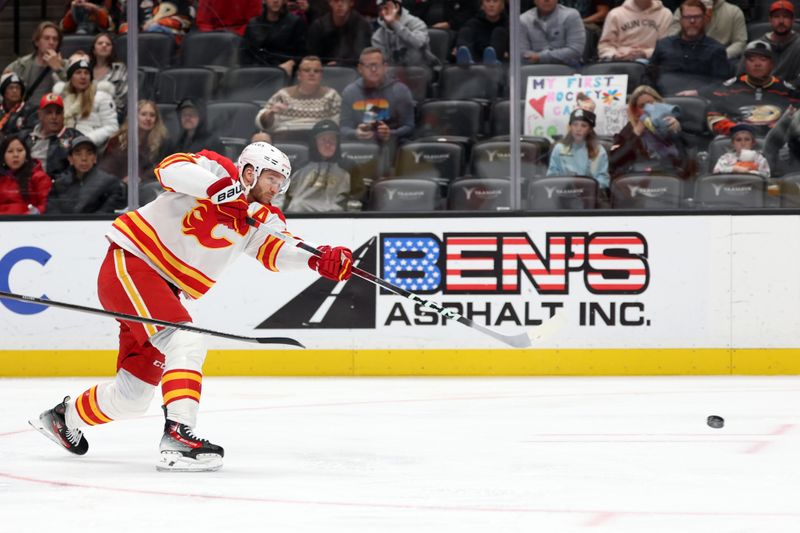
[[157, 407, 224, 472], [28, 396, 88, 455]]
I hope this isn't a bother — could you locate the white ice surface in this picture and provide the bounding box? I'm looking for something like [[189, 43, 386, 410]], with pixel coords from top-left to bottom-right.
[[2, 376, 800, 532]]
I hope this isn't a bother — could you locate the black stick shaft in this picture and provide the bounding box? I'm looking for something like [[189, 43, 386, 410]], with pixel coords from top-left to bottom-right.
[[0, 290, 304, 348]]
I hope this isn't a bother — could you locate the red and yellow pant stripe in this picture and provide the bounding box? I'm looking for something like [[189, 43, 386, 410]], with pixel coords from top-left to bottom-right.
[[161, 369, 202, 405], [74, 386, 113, 426]]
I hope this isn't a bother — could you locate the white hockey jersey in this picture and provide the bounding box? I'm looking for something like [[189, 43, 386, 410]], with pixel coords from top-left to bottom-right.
[[106, 151, 308, 299]]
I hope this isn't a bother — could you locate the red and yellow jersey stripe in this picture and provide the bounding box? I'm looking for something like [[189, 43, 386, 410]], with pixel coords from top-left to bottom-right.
[[75, 386, 113, 426], [161, 369, 203, 405]]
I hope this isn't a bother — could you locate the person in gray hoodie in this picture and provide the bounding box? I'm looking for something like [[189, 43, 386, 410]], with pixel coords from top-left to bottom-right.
[[520, 0, 586, 68], [598, 0, 673, 61], [372, 0, 438, 67], [340, 47, 415, 144]]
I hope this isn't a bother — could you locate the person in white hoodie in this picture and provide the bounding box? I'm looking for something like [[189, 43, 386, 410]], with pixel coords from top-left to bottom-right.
[[53, 55, 118, 149], [598, 0, 673, 61], [371, 0, 438, 67]]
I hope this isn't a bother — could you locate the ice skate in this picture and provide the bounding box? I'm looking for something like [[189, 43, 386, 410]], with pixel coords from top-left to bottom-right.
[[28, 396, 88, 455], [157, 418, 224, 472]]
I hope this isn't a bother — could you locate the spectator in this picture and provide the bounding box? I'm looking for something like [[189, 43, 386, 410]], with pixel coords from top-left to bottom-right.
[[0, 73, 37, 138], [171, 98, 224, 154], [547, 109, 610, 188], [100, 100, 170, 183], [25, 93, 82, 176], [60, 0, 115, 35], [372, 0, 438, 67], [576, 92, 597, 112], [647, 0, 729, 95], [455, 0, 509, 65], [3, 21, 68, 103], [46, 135, 124, 214], [196, 0, 263, 35], [609, 84, 693, 178], [53, 55, 119, 148], [307, 0, 372, 66], [256, 56, 342, 136], [0, 134, 53, 215], [242, 0, 307, 75], [340, 47, 415, 144], [118, 0, 194, 45], [559, 0, 611, 61], [597, 0, 672, 62], [668, 0, 746, 60], [758, 1, 800, 85], [288, 0, 328, 26], [713, 123, 770, 177], [402, 0, 478, 31], [279, 119, 352, 212], [89, 32, 128, 117], [520, 0, 586, 68], [705, 40, 800, 137]]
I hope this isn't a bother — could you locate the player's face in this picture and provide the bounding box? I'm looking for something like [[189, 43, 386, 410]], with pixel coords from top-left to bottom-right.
[[3, 139, 27, 171], [247, 168, 287, 204], [138, 103, 157, 132], [569, 120, 590, 141], [745, 54, 773, 79], [732, 131, 755, 152]]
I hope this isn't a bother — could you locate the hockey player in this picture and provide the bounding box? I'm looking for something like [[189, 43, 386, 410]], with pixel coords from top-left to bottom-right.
[[28, 142, 353, 472]]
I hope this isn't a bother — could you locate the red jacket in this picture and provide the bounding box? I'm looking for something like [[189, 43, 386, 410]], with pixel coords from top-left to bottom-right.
[[195, 0, 263, 35], [0, 161, 53, 214]]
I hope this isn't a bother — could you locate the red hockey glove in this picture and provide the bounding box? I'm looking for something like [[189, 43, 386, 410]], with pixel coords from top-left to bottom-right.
[[214, 197, 250, 234], [308, 245, 353, 281], [207, 177, 243, 205]]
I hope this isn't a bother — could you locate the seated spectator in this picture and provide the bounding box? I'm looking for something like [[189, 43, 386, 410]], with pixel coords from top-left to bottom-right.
[[705, 40, 800, 137], [25, 93, 82, 176], [46, 135, 124, 214], [598, 0, 672, 62], [668, 0, 746, 60], [242, 0, 308, 76], [172, 99, 224, 154], [340, 47, 415, 145], [520, 0, 586, 68], [609, 84, 693, 178], [54, 55, 119, 148], [0, 73, 37, 137], [89, 32, 127, 117], [256, 56, 342, 135], [288, 0, 328, 26], [3, 21, 68, 103], [713, 123, 770, 177], [0, 134, 53, 214], [547, 109, 610, 189], [372, 0, 438, 67], [647, 0, 729, 95], [100, 100, 170, 183], [278, 119, 352, 212], [756, 1, 800, 85], [559, 0, 610, 61], [196, 0, 263, 35], [455, 0, 508, 65], [402, 0, 478, 31], [118, 0, 194, 45], [307, 0, 372, 66], [60, 0, 115, 35], [576, 92, 597, 112]]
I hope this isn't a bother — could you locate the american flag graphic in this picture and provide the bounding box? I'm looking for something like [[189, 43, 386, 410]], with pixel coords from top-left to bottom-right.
[[382, 236, 441, 293]]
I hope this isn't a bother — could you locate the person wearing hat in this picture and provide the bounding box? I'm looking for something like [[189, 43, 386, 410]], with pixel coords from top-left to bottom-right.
[[53, 53, 119, 149], [371, 0, 438, 67], [757, 0, 800, 84], [25, 93, 82, 176], [46, 134, 125, 214], [277, 118, 354, 212], [705, 39, 800, 136], [713, 122, 770, 176], [547, 107, 610, 189], [172, 98, 224, 155], [2, 21, 68, 104], [666, 0, 746, 59], [0, 72, 37, 137]]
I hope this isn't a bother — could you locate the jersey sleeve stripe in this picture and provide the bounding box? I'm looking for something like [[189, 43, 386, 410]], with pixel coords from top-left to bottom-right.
[[256, 235, 284, 272]]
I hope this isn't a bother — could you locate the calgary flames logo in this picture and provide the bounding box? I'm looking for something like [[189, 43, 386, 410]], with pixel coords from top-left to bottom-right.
[[182, 199, 234, 249]]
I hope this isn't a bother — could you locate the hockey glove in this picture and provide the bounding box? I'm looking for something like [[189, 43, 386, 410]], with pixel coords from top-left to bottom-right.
[[308, 245, 353, 281], [207, 177, 244, 205], [214, 197, 251, 235]]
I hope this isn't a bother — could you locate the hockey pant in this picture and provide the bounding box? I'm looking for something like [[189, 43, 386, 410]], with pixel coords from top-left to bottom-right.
[[64, 245, 208, 430]]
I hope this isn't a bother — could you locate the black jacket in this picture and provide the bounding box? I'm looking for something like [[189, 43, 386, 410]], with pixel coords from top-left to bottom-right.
[[46, 165, 126, 214], [402, 0, 478, 31], [609, 122, 694, 179], [242, 9, 307, 66], [455, 9, 509, 59], [648, 34, 730, 94], [25, 126, 82, 177], [307, 11, 372, 66]]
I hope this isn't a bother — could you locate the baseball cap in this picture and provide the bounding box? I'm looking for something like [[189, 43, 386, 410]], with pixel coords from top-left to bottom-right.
[[569, 108, 596, 128], [39, 92, 64, 110], [743, 40, 775, 60], [0, 72, 24, 95], [69, 135, 97, 154], [311, 119, 340, 137], [730, 123, 756, 137], [770, 0, 794, 15], [177, 98, 198, 113]]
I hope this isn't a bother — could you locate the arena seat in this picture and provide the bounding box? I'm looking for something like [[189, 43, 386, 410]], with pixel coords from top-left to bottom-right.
[[156, 103, 180, 139], [693, 173, 766, 208], [611, 174, 683, 209], [705, 135, 765, 175], [320, 66, 359, 95], [369, 178, 440, 211], [387, 65, 432, 102], [60, 35, 96, 60], [179, 31, 241, 71], [448, 178, 511, 211], [581, 61, 645, 93], [437, 65, 503, 100], [274, 143, 309, 174], [415, 100, 483, 143], [427, 28, 453, 64], [206, 101, 261, 141], [527, 176, 598, 210], [471, 139, 548, 179], [340, 141, 384, 195], [115, 33, 175, 69], [155, 67, 217, 104], [222, 66, 288, 104], [779, 172, 800, 207], [663, 95, 712, 152], [394, 141, 464, 190]]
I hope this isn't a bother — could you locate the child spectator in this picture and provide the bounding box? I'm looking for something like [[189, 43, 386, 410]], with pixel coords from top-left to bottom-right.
[[89, 32, 128, 118], [713, 123, 770, 177], [547, 108, 610, 189], [0, 134, 53, 214]]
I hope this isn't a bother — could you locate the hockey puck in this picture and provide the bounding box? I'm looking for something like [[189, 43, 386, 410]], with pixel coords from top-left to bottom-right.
[[707, 415, 725, 429]]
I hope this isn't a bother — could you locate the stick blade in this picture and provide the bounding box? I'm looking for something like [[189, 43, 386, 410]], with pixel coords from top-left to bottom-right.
[[256, 336, 306, 348], [500, 332, 533, 349]]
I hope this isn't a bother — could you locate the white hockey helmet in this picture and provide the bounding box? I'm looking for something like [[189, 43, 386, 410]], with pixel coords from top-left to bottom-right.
[[236, 141, 292, 194]]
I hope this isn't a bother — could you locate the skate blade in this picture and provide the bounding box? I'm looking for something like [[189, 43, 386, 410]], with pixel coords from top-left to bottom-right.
[[28, 416, 68, 451], [156, 451, 223, 472]]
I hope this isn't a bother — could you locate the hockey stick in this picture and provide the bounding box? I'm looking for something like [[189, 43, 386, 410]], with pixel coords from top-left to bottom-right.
[[0, 290, 305, 348], [246, 217, 532, 348]]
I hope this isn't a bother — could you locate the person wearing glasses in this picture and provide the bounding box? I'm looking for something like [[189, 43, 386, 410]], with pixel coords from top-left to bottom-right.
[[340, 47, 414, 144], [647, 0, 729, 95], [667, 0, 746, 60], [255, 55, 342, 137]]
